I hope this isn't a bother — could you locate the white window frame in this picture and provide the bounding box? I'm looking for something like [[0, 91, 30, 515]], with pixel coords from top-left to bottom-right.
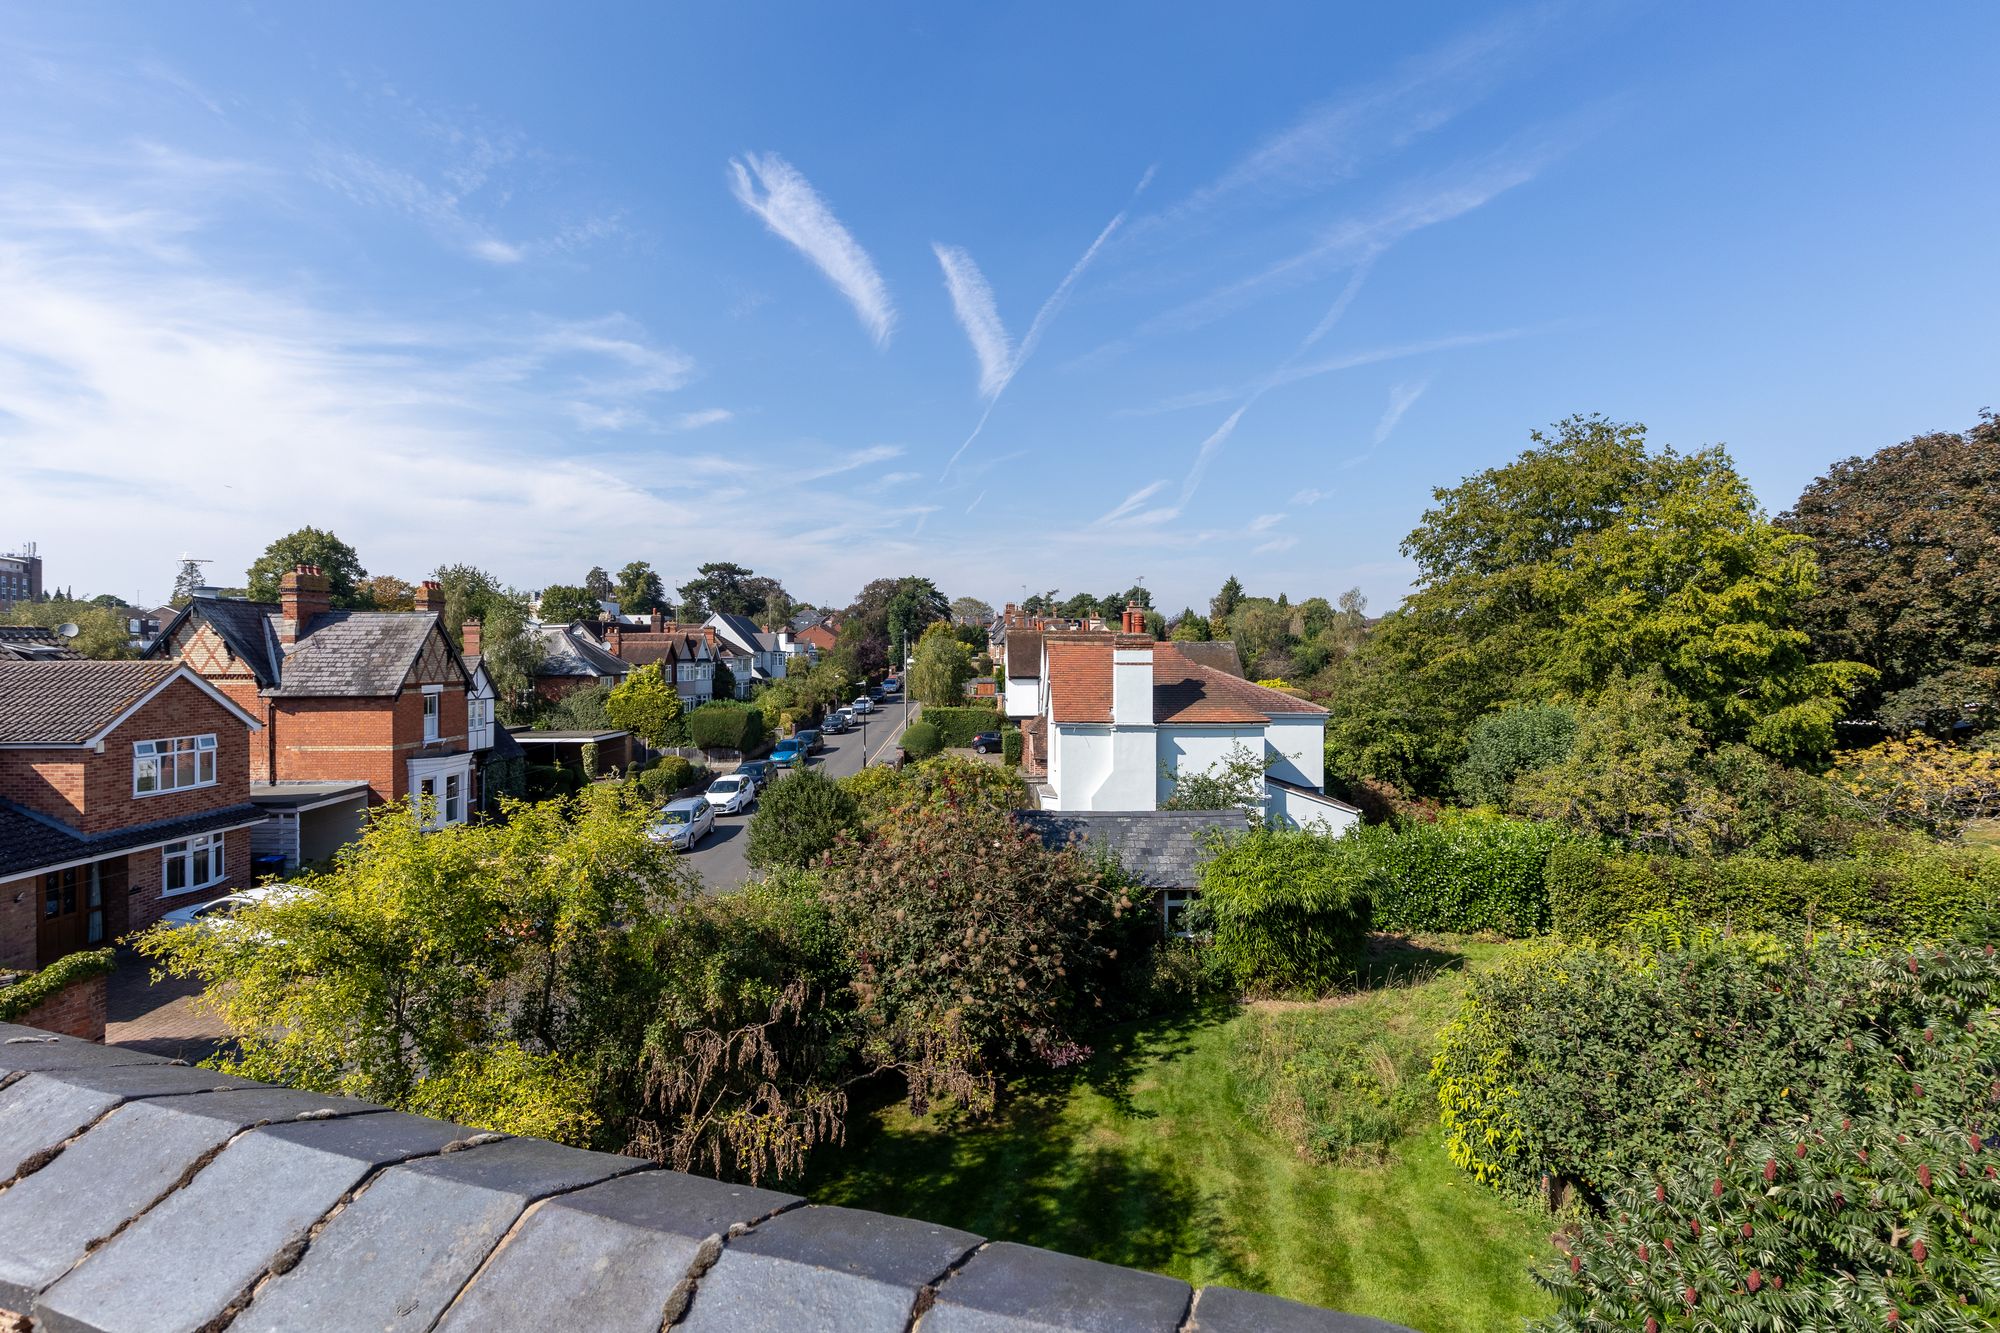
[[162, 833, 228, 896], [133, 734, 218, 797], [422, 685, 443, 743], [410, 754, 474, 832], [1162, 889, 1202, 939]]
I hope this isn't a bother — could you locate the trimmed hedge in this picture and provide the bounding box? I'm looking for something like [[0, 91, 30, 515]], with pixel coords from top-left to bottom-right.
[[1197, 827, 1372, 993], [1001, 728, 1022, 767], [1548, 842, 2000, 940], [638, 756, 695, 803], [920, 704, 1001, 748], [687, 703, 765, 755], [0, 948, 116, 1021], [1359, 813, 1575, 936], [900, 719, 942, 759]]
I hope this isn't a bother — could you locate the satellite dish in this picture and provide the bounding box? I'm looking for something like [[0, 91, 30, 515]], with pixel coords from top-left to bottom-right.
[[57, 623, 80, 640]]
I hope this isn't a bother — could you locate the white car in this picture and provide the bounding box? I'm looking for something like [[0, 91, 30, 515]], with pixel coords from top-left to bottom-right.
[[155, 883, 303, 933], [650, 796, 715, 851], [703, 773, 755, 815], [850, 696, 876, 714]]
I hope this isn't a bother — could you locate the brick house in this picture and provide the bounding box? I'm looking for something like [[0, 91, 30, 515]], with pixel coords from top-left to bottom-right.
[[0, 659, 265, 969], [593, 613, 718, 707], [530, 622, 631, 703], [147, 567, 480, 866]]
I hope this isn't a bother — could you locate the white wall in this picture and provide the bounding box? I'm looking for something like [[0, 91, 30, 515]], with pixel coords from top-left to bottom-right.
[[1004, 672, 1040, 719], [1048, 725, 1157, 810], [1156, 725, 1265, 806], [1263, 714, 1326, 790], [1265, 782, 1359, 835]]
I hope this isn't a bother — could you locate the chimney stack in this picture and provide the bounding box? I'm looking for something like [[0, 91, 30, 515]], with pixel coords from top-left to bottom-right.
[[278, 565, 331, 645], [461, 620, 482, 656], [1122, 601, 1147, 635], [418, 580, 445, 614], [702, 626, 717, 652], [650, 607, 664, 634], [604, 623, 623, 657]]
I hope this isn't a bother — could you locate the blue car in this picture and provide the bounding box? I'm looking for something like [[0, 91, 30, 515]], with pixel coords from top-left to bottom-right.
[[771, 739, 806, 768]]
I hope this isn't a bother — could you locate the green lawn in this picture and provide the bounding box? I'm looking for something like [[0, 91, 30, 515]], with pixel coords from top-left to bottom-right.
[[803, 936, 1553, 1333]]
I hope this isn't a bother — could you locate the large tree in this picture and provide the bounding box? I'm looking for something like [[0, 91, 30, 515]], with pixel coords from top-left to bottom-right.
[[245, 527, 369, 607], [3, 597, 135, 659], [615, 561, 670, 616], [842, 576, 949, 676], [950, 595, 994, 625], [678, 561, 787, 620], [605, 662, 687, 747], [909, 621, 975, 707], [1780, 413, 2000, 734], [537, 584, 602, 625], [361, 574, 416, 612], [583, 566, 614, 601]]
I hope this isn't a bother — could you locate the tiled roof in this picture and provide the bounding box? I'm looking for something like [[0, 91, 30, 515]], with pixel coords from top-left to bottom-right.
[[0, 800, 266, 878], [271, 613, 448, 697], [1170, 640, 1246, 679], [0, 661, 181, 744], [706, 612, 763, 655], [152, 596, 284, 686], [1045, 638, 1113, 723], [0, 626, 81, 662], [1002, 629, 1044, 677], [1046, 642, 1328, 726], [1016, 808, 1253, 888], [0, 1025, 1403, 1333]]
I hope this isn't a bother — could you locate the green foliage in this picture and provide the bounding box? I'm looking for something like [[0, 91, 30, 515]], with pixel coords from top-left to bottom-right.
[[677, 561, 786, 619], [0, 948, 116, 1021], [543, 681, 615, 733], [2, 598, 135, 659], [245, 526, 369, 606], [1170, 610, 1211, 641], [746, 769, 861, 870], [403, 1044, 600, 1143], [1163, 742, 1271, 812], [615, 560, 669, 616], [525, 763, 567, 799], [840, 753, 1027, 826], [136, 790, 693, 1142], [909, 620, 974, 707], [920, 704, 1002, 748], [1001, 727, 1022, 766], [605, 662, 686, 747], [900, 718, 941, 759], [825, 793, 1141, 1112], [686, 701, 765, 754], [1196, 827, 1373, 993], [1453, 704, 1577, 806], [536, 583, 602, 624], [1545, 842, 2000, 940], [1361, 813, 1575, 935], [637, 756, 694, 803]]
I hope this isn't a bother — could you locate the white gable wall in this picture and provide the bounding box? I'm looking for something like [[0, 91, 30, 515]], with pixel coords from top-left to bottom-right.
[[1004, 672, 1040, 719], [1048, 724, 1158, 810], [1264, 714, 1326, 790], [1157, 724, 1267, 807]]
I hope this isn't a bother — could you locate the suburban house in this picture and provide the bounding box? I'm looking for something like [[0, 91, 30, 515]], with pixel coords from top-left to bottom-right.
[[993, 603, 1125, 721], [0, 660, 266, 969], [703, 612, 792, 698], [147, 567, 483, 865], [593, 614, 717, 707], [530, 622, 631, 702], [793, 620, 839, 657], [458, 621, 527, 812], [1017, 807, 1255, 936], [0, 626, 81, 662], [1023, 607, 1357, 831]]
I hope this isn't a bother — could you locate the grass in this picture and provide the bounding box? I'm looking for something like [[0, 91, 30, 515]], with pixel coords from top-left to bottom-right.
[[1963, 817, 2000, 849], [802, 935, 1553, 1332]]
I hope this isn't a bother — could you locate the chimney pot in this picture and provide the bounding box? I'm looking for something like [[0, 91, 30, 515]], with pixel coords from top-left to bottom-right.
[[417, 580, 445, 614], [278, 565, 333, 645], [650, 607, 664, 633]]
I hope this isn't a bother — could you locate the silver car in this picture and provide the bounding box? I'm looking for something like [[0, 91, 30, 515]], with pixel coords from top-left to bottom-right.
[[649, 796, 715, 850]]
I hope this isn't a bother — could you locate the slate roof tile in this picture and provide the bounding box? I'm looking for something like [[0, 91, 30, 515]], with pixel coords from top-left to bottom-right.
[[1015, 809, 1251, 889]]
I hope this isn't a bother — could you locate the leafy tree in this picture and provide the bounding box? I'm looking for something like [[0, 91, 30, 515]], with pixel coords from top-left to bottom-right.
[[245, 526, 369, 607], [429, 564, 508, 640], [842, 576, 948, 676], [1170, 609, 1211, 641], [746, 770, 860, 870], [950, 595, 994, 625], [583, 565, 614, 601], [615, 561, 670, 616], [1057, 591, 1102, 620], [1196, 827, 1372, 993], [1452, 704, 1578, 807], [3, 598, 134, 658], [1210, 575, 1244, 626], [169, 556, 210, 607], [361, 574, 416, 611], [712, 659, 737, 701], [840, 753, 1027, 825], [136, 789, 693, 1143], [1831, 734, 2000, 836], [909, 621, 974, 706], [1164, 742, 1272, 812], [477, 595, 544, 726], [606, 662, 687, 748], [545, 682, 616, 733], [885, 576, 948, 665], [677, 561, 787, 619], [537, 584, 602, 625], [1142, 609, 1168, 639]]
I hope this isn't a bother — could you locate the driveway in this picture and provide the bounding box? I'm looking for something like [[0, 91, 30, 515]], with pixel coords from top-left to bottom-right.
[[105, 945, 230, 1064], [677, 696, 918, 892]]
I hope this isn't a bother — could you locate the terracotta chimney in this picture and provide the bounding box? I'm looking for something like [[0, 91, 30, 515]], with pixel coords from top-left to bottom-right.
[[278, 565, 331, 645], [418, 579, 445, 614], [604, 623, 623, 656], [650, 607, 664, 634], [461, 620, 482, 656], [1122, 601, 1147, 635]]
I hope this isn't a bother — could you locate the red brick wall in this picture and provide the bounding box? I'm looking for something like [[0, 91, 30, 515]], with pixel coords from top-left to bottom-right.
[[17, 971, 107, 1041], [0, 678, 252, 834], [265, 697, 399, 801], [0, 875, 34, 971], [537, 674, 596, 703]]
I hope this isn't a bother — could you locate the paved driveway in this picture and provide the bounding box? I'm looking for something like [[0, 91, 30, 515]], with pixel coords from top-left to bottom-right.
[[105, 946, 229, 1064]]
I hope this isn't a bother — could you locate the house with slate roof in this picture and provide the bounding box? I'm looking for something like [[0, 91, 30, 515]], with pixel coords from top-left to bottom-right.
[[703, 611, 793, 699], [0, 625, 81, 662], [530, 620, 632, 702], [592, 612, 718, 707], [0, 659, 265, 969], [146, 566, 482, 862], [1017, 807, 1255, 936]]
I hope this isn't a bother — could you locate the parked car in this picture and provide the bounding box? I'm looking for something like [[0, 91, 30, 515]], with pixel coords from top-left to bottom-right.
[[796, 728, 823, 753], [970, 731, 1001, 753], [737, 760, 774, 787], [820, 712, 849, 735], [771, 738, 807, 768], [703, 773, 755, 815], [156, 883, 305, 936], [867, 685, 886, 701], [850, 695, 876, 714], [649, 796, 715, 850], [881, 677, 902, 694], [833, 708, 857, 730]]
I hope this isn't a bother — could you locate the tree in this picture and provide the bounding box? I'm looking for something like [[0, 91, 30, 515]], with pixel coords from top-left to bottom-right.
[[537, 584, 602, 625], [1210, 575, 1244, 627], [950, 595, 994, 625], [169, 557, 210, 607], [899, 719, 942, 759], [678, 561, 787, 620], [842, 576, 949, 677], [885, 577, 948, 666], [909, 621, 974, 707], [545, 682, 616, 733], [245, 527, 369, 607], [1780, 413, 2000, 734], [430, 564, 508, 640], [1163, 742, 1272, 812], [746, 770, 860, 870], [135, 789, 693, 1143], [1452, 704, 1579, 807], [361, 574, 416, 612], [1170, 610, 1211, 642], [477, 594, 544, 725], [615, 561, 669, 616], [1142, 609, 1168, 640], [712, 659, 737, 701], [3, 597, 135, 659], [605, 663, 687, 748], [583, 566, 614, 601]]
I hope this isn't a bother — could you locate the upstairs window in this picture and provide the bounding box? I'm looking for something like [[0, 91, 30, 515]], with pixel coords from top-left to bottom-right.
[[134, 735, 217, 796], [422, 687, 441, 742]]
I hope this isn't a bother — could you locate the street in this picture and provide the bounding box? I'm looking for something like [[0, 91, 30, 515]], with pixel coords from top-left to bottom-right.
[[676, 693, 918, 891]]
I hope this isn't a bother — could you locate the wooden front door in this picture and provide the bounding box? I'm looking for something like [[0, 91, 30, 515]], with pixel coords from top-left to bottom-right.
[[37, 861, 112, 966]]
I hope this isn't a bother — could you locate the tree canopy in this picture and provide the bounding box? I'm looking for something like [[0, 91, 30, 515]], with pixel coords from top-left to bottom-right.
[[537, 583, 602, 625], [2, 597, 135, 658], [677, 561, 788, 620], [615, 561, 670, 616], [245, 526, 369, 607], [908, 620, 975, 706], [605, 662, 686, 747]]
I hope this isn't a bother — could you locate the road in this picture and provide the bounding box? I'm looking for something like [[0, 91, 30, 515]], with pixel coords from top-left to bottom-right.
[[677, 693, 918, 892]]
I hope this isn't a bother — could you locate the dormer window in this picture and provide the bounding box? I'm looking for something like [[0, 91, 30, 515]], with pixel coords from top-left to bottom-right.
[[134, 734, 217, 796]]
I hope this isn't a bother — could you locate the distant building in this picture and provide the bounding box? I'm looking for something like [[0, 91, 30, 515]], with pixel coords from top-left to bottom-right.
[[0, 544, 44, 613]]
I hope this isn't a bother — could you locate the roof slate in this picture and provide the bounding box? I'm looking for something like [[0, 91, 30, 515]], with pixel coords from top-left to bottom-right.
[[272, 612, 447, 697], [535, 625, 630, 679], [0, 660, 182, 744], [1016, 809, 1251, 889], [1170, 640, 1247, 679], [0, 800, 267, 878], [0, 627, 82, 662]]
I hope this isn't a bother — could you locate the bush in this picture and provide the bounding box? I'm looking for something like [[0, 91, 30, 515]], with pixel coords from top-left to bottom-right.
[[1452, 703, 1577, 806], [900, 719, 942, 759], [687, 702, 765, 755], [841, 754, 1026, 825], [1361, 812, 1575, 936], [746, 769, 860, 870], [1547, 842, 2000, 940], [1001, 728, 1022, 766], [525, 763, 566, 799], [1196, 827, 1372, 994], [638, 756, 695, 803], [920, 704, 1002, 748], [0, 947, 116, 1021]]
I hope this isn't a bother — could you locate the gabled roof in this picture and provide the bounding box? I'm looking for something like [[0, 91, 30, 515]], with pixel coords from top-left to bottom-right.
[[1169, 640, 1246, 679], [0, 661, 261, 746], [705, 612, 764, 655], [151, 596, 285, 686], [1046, 641, 1327, 726], [0, 626, 81, 662], [1003, 629, 1045, 676], [272, 613, 455, 697], [535, 624, 630, 679], [1015, 808, 1253, 889]]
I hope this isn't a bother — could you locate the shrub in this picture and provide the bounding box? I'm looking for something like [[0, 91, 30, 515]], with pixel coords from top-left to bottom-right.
[[1452, 703, 1577, 806], [1001, 728, 1022, 766], [525, 763, 566, 799], [638, 756, 694, 803], [900, 719, 942, 759], [1196, 827, 1372, 994], [1362, 812, 1574, 935], [921, 704, 1002, 748], [841, 754, 1026, 825], [687, 702, 765, 755], [746, 769, 860, 870], [543, 681, 616, 733], [0, 948, 116, 1021], [1547, 843, 2000, 940]]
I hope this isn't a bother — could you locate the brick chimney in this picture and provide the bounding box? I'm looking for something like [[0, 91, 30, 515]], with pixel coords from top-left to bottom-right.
[[418, 580, 445, 614], [604, 623, 623, 657], [1122, 601, 1147, 635], [650, 607, 664, 634], [278, 565, 331, 646], [702, 626, 717, 653], [462, 620, 483, 656]]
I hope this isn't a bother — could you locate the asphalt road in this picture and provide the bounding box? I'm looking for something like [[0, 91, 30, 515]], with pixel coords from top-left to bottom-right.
[[677, 693, 918, 891]]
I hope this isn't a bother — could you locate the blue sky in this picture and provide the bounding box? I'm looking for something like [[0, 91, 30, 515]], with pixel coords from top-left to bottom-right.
[[2, 3, 1995, 615]]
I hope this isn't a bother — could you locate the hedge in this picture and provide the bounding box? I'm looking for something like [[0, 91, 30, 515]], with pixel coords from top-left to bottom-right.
[[1358, 813, 1575, 936], [900, 719, 942, 759], [1547, 842, 2000, 940], [0, 948, 116, 1021], [638, 756, 695, 803], [1001, 728, 1022, 767], [687, 703, 765, 754], [919, 704, 1001, 748], [1196, 827, 1372, 993]]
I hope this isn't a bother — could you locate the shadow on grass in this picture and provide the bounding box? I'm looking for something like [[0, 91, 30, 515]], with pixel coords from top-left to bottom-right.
[[1355, 933, 1467, 991]]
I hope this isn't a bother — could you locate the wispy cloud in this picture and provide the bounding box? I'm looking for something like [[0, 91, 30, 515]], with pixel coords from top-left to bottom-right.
[[729, 152, 894, 347], [933, 243, 1014, 398], [1291, 488, 1327, 506], [1248, 512, 1286, 533], [312, 145, 527, 264], [1252, 536, 1299, 556], [673, 408, 734, 431], [1337, 378, 1433, 472], [1095, 480, 1170, 526]]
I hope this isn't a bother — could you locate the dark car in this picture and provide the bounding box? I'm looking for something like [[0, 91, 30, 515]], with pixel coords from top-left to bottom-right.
[[867, 685, 886, 701], [820, 712, 850, 735], [737, 760, 774, 787], [970, 731, 1001, 754], [795, 728, 824, 753]]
